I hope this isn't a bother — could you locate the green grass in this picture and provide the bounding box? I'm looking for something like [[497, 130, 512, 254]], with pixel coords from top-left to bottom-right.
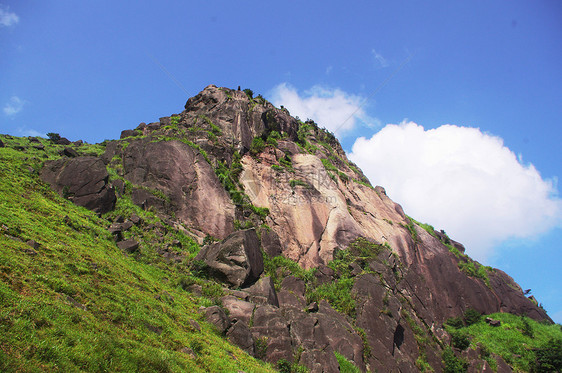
[[401, 216, 420, 243], [334, 352, 360, 373], [250, 137, 266, 155], [278, 156, 294, 172], [457, 260, 491, 287], [352, 179, 373, 189], [305, 238, 385, 317], [445, 312, 562, 372], [0, 144, 274, 372], [307, 278, 356, 317], [321, 158, 337, 172], [289, 179, 310, 189], [263, 253, 316, 290]]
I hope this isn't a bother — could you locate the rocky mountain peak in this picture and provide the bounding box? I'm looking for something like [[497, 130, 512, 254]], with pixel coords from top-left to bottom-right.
[[22, 84, 556, 372], [182, 84, 300, 153]]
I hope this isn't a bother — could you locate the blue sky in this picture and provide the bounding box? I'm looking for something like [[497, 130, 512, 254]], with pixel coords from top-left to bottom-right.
[[1, 1, 561, 322]]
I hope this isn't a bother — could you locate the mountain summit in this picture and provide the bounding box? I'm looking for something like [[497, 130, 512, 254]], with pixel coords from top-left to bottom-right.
[[1, 85, 559, 372]]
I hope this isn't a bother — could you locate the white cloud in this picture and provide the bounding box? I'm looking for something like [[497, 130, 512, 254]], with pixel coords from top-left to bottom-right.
[[0, 5, 19, 27], [349, 121, 562, 262], [3, 96, 25, 116], [17, 128, 44, 137], [270, 83, 378, 134], [372, 49, 388, 68]]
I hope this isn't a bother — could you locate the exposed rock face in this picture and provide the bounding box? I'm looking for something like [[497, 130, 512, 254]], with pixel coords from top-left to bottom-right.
[[205, 285, 364, 372], [40, 85, 553, 372], [183, 85, 299, 153], [41, 156, 116, 214], [120, 138, 235, 239], [194, 229, 263, 288]]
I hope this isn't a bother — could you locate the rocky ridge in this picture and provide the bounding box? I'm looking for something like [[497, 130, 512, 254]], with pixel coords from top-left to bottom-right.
[[37, 85, 552, 372]]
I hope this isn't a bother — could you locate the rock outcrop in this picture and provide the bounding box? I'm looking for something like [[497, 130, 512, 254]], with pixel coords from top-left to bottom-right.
[[38, 84, 553, 372], [119, 139, 235, 239], [41, 156, 116, 214], [194, 229, 263, 288]]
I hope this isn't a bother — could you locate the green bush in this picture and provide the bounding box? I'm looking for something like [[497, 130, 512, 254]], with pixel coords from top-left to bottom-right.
[[458, 261, 490, 287], [446, 316, 465, 329], [321, 158, 337, 172], [338, 171, 349, 182], [296, 124, 314, 145], [532, 337, 562, 372], [463, 308, 481, 326], [276, 359, 308, 373], [170, 116, 181, 125], [243, 88, 254, 99], [279, 156, 294, 171], [307, 277, 356, 317], [263, 254, 316, 289], [230, 151, 243, 180], [46, 132, 61, 142], [251, 205, 270, 219], [450, 330, 470, 350], [210, 123, 222, 135], [266, 130, 281, 147], [442, 347, 468, 373], [266, 135, 278, 147], [250, 137, 265, 155], [347, 237, 384, 263], [401, 217, 419, 243]]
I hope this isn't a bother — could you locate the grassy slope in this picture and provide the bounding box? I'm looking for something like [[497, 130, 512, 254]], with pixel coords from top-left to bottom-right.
[[446, 313, 562, 372], [0, 137, 273, 372]]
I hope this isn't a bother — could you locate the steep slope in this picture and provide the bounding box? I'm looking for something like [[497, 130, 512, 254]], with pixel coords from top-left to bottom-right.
[[1, 85, 559, 373], [0, 137, 274, 372], [113, 84, 545, 320]]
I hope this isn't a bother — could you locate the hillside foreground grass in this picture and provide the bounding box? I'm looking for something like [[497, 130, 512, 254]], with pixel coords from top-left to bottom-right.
[[0, 136, 274, 372]]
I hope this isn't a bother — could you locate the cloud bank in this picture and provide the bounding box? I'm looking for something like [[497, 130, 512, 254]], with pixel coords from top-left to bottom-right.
[[270, 83, 377, 134], [0, 5, 19, 27], [349, 121, 562, 262], [3, 96, 25, 116]]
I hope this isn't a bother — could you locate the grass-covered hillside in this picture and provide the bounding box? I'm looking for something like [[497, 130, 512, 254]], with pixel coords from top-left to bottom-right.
[[0, 135, 274, 372], [444, 310, 562, 372]]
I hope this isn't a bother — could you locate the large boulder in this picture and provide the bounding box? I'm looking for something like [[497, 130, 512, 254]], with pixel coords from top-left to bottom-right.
[[41, 156, 116, 214], [204, 305, 230, 334], [121, 139, 235, 239], [245, 276, 279, 306], [250, 305, 293, 363], [221, 296, 255, 325], [194, 229, 264, 288], [226, 320, 255, 356]]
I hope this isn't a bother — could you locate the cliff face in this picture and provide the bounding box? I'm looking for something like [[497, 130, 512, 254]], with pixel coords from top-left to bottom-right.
[[39, 85, 551, 372]]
